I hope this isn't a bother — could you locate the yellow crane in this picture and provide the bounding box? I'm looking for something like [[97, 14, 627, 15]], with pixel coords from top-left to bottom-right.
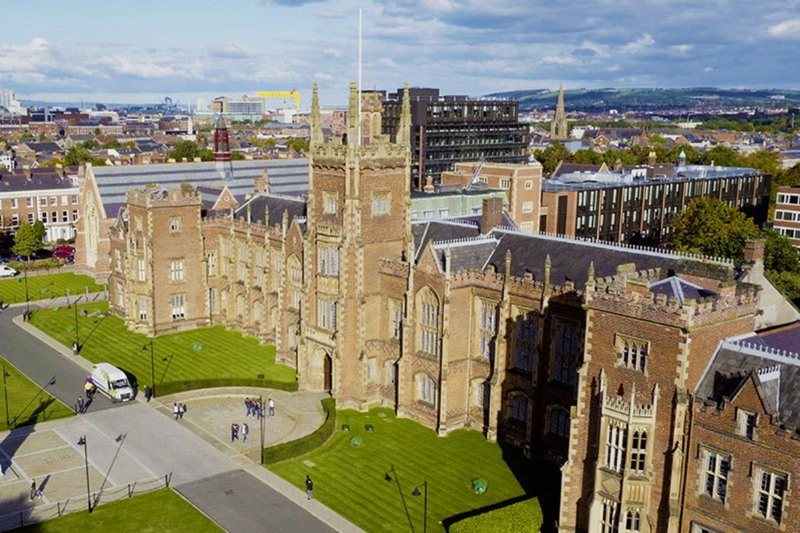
[[254, 90, 301, 110]]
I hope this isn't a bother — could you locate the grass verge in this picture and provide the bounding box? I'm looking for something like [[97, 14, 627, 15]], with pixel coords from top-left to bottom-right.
[[29, 301, 296, 390], [269, 408, 526, 533], [0, 356, 73, 431], [0, 273, 103, 304], [20, 488, 222, 532]]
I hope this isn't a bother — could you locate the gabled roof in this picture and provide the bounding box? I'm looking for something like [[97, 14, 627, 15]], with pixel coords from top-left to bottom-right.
[[696, 336, 800, 428], [412, 220, 481, 262], [233, 193, 307, 228], [21, 142, 64, 153]]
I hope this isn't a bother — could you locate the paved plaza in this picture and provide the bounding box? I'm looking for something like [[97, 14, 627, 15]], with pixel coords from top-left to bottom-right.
[[0, 302, 361, 532]]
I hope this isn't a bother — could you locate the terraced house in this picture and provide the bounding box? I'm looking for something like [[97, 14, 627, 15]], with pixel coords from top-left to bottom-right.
[[101, 83, 800, 532]]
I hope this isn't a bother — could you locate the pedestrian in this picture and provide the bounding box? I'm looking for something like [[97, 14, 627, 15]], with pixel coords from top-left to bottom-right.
[[268, 398, 275, 417], [143, 385, 151, 402], [242, 422, 249, 443], [84, 379, 94, 399], [72, 342, 79, 356], [305, 475, 314, 500], [173, 402, 179, 420], [30, 479, 36, 501], [77, 396, 84, 414], [231, 423, 239, 442], [179, 403, 186, 419], [245, 397, 252, 417]]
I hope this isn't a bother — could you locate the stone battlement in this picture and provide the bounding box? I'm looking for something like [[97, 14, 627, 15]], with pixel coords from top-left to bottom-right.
[[126, 185, 200, 207]]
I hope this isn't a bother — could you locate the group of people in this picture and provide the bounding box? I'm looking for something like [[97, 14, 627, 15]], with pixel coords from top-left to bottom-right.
[[172, 402, 187, 419], [230, 422, 250, 442], [244, 397, 275, 418]]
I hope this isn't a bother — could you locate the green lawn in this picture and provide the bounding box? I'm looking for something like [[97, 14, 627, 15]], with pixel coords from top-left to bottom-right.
[[0, 357, 73, 431], [269, 408, 526, 533], [20, 488, 222, 532], [29, 301, 296, 389], [0, 273, 103, 304]]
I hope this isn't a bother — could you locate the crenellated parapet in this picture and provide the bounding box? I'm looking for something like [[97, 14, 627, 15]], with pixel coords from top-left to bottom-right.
[[126, 185, 201, 208], [587, 278, 759, 328], [312, 142, 409, 170], [451, 267, 505, 290]]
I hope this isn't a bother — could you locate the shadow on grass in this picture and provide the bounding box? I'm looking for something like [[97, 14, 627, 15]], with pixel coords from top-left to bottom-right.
[[77, 311, 108, 348], [9, 377, 57, 429], [384, 464, 416, 533], [442, 443, 561, 532]]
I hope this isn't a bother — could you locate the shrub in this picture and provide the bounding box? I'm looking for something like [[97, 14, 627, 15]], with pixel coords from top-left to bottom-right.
[[156, 378, 298, 396], [449, 498, 543, 533], [264, 398, 336, 464]]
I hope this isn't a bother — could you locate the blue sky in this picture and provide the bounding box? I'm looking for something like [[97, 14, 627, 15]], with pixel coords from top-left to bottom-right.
[[2, 0, 799, 105]]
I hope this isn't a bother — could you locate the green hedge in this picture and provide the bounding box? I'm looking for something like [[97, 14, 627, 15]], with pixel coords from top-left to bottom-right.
[[156, 378, 298, 396], [449, 498, 543, 533], [264, 398, 336, 464]]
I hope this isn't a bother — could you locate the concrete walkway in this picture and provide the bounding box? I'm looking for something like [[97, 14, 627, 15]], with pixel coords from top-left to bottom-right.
[[0, 301, 363, 533]]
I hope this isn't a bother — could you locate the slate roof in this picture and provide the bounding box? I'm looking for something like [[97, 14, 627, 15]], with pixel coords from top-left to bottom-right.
[[233, 193, 307, 227], [412, 223, 714, 291], [696, 338, 800, 429], [649, 276, 717, 305], [22, 142, 64, 153], [553, 163, 604, 177], [0, 168, 78, 192], [92, 159, 309, 218]]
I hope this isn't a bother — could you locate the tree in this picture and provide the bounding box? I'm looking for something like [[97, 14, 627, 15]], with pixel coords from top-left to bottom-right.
[[533, 142, 571, 176], [670, 197, 759, 261], [286, 137, 309, 153], [12, 222, 40, 260], [742, 150, 780, 176], [64, 146, 105, 167], [231, 151, 246, 161], [698, 145, 742, 167], [167, 141, 211, 162], [32, 220, 46, 245], [80, 139, 100, 150], [572, 149, 604, 165]]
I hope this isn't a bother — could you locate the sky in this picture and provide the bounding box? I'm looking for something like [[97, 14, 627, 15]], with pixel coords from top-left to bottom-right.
[[1, 0, 799, 106]]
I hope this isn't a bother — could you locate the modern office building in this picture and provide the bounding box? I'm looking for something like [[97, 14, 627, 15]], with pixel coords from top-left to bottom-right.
[[773, 185, 800, 247], [381, 87, 528, 190]]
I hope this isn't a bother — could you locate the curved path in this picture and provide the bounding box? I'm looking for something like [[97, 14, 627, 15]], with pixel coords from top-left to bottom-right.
[[0, 302, 362, 533]]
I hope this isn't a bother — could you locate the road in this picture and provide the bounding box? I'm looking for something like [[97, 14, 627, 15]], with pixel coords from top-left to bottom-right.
[[0, 303, 349, 532]]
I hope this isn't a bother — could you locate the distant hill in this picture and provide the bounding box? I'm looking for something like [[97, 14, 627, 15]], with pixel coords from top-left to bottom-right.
[[483, 88, 800, 113]]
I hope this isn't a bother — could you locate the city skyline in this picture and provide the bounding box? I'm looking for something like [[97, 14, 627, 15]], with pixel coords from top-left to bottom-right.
[[1, 0, 799, 106]]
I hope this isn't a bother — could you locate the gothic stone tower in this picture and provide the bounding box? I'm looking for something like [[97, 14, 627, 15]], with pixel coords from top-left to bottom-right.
[[551, 83, 568, 140], [298, 83, 412, 408]]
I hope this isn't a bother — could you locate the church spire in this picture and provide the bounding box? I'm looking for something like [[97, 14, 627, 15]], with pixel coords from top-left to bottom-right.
[[213, 114, 231, 162], [551, 83, 568, 140], [310, 83, 323, 147], [397, 83, 411, 147]]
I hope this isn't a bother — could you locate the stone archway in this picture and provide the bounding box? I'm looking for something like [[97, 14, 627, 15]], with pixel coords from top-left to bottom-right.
[[306, 347, 333, 392]]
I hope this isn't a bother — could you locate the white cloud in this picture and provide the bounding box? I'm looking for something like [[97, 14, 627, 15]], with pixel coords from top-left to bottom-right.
[[322, 47, 342, 58], [314, 72, 334, 81], [208, 43, 253, 59], [670, 44, 693, 54], [374, 57, 400, 68], [704, 66, 714, 72], [98, 56, 185, 79], [767, 18, 800, 38], [621, 34, 655, 54]]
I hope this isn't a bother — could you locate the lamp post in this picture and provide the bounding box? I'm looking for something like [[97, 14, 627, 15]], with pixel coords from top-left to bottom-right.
[[141, 339, 155, 398], [411, 480, 428, 533], [2, 366, 9, 428], [23, 262, 30, 316], [77, 435, 92, 513], [259, 395, 266, 464], [73, 304, 80, 350]]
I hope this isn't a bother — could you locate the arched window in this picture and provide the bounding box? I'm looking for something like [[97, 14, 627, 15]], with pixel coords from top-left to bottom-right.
[[417, 373, 436, 405], [549, 407, 570, 439], [624, 510, 640, 532], [510, 394, 528, 424], [417, 288, 440, 358], [630, 431, 647, 474], [236, 294, 245, 317]]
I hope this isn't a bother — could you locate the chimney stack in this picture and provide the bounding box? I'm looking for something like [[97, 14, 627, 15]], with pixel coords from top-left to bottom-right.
[[481, 197, 503, 233], [744, 239, 765, 263]]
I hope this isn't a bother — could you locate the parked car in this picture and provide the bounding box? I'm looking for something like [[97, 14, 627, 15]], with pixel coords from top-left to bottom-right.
[[56, 245, 75, 254], [0, 265, 18, 277], [53, 250, 74, 262]]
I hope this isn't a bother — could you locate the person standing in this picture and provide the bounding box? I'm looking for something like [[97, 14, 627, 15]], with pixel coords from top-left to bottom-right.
[[143, 385, 151, 402], [179, 403, 186, 419], [30, 480, 37, 501], [242, 422, 249, 443], [305, 475, 314, 500], [245, 397, 252, 417], [72, 342, 79, 356], [268, 398, 275, 417], [231, 423, 239, 442], [173, 403, 179, 420], [77, 396, 85, 414]]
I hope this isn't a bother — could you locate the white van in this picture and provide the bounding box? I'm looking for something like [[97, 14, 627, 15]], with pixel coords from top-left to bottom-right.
[[90, 363, 134, 402], [0, 265, 18, 278]]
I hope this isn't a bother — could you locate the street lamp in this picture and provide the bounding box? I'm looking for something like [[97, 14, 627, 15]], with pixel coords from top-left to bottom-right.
[[141, 340, 155, 398], [259, 395, 266, 464], [77, 435, 92, 513], [73, 304, 80, 351], [2, 366, 9, 428], [22, 262, 30, 316], [411, 480, 428, 533]]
